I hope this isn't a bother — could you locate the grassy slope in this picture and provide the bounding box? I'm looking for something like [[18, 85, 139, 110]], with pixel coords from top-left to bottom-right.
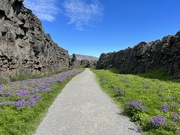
[[92, 68, 180, 135]]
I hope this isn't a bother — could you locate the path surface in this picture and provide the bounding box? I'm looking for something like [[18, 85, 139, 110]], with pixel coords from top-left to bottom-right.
[[33, 69, 141, 135]]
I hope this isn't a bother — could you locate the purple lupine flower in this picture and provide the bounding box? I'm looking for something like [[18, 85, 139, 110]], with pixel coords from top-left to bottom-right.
[[44, 87, 50, 91], [126, 101, 147, 111], [13, 98, 27, 108], [16, 90, 30, 96], [56, 77, 66, 83], [38, 85, 51, 92], [141, 105, 147, 110], [45, 78, 55, 83], [21, 85, 28, 89], [6, 91, 13, 96], [160, 107, 170, 113], [171, 113, 180, 121], [159, 103, 170, 113], [149, 115, 166, 127], [28, 94, 41, 107]]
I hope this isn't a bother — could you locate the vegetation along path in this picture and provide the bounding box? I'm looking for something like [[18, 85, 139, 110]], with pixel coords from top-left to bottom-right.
[[33, 69, 141, 135]]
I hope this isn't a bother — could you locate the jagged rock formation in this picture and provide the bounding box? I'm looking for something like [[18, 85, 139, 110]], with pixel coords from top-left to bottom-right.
[[0, 0, 69, 78], [70, 54, 99, 61], [70, 54, 98, 68], [69, 54, 79, 67], [80, 59, 97, 68], [97, 31, 180, 78]]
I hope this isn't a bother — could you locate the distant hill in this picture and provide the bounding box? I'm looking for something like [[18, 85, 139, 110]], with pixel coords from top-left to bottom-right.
[[70, 54, 99, 61]]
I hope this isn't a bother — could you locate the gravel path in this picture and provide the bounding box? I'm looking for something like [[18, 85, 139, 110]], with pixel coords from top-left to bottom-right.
[[33, 69, 141, 135]]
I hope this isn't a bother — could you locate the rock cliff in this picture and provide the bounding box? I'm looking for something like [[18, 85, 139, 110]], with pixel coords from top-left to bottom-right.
[[0, 0, 69, 78], [70, 54, 97, 68], [97, 31, 180, 78], [70, 54, 99, 61]]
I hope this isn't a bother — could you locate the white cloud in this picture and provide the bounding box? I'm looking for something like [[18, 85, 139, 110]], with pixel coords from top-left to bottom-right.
[[63, 0, 104, 30], [24, 0, 59, 22]]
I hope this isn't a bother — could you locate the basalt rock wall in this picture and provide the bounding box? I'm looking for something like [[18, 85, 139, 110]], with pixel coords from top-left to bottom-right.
[[69, 54, 97, 68], [97, 31, 180, 78], [0, 0, 69, 78]]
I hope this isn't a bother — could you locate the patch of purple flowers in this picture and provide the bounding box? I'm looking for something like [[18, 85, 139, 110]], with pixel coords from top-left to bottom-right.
[[149, 115, 166, 127], [28, 94, 41, 107], [13, 98, 27, 108], [17, 90, 30, 96], [171, 113, 180, 121], [0, 70, 81, 109], [125, 101, 147, 111]]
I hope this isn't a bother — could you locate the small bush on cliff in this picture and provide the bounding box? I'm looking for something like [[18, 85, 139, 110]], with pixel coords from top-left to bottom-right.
[[93, 69, 180, 135]]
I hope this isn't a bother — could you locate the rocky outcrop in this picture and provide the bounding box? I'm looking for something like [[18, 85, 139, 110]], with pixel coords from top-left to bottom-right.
[[0, 0, 69, 78], [70, 54, 99, 61], [70, 54, 98, 68], [80, 60, 97, 68], [69, 54, 79, 67], [97, 31, 180, 78]]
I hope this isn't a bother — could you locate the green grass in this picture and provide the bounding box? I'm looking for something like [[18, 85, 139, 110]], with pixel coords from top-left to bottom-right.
[[0, 70, 81, 135], [92, 68, 180, 135]]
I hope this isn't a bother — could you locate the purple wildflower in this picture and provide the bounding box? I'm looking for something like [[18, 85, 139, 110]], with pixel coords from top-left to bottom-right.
[[6, 91, 13, 96], [44, 78, 54, 83], [149, 115, 166, 127], [17, 90, 30, 96], [21, 85, 28, 89], [160, 107, 170, 113], [38, 85, 51, 92], [13, 98, 27, 108], [56, 77, 66, 83], [0, 70, 81, 109], [159, 103, 170, 113], [126, 101, 147, 111], [171, 113, 180, 121], [28, 95, 41, 107]]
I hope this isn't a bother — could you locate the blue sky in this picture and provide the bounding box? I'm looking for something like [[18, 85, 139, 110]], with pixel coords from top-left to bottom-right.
[[24, 0, 180, 57]]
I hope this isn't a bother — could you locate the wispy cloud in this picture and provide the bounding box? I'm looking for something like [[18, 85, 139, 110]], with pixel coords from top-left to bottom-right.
[[63, 0, 104, 30], [24, 0, 59, 22]]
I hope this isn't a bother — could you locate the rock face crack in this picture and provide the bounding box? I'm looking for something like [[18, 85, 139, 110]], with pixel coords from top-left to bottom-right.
[[0, 0, 69, 78]]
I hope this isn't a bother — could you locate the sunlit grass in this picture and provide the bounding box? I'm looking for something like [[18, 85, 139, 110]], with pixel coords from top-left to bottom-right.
[[92, 68, 180, 135]]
